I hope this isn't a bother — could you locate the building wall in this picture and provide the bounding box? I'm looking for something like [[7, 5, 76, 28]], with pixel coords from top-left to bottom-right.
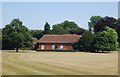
[[38, 43, 73, 50], [63, 44, 73, 50], [44, 43, 52, 50]]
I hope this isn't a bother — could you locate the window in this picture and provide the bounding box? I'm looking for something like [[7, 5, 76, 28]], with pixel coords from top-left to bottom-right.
[[52, 45, 55, 49], [41, 45, 44, 50], [60, 45, 63, 49]]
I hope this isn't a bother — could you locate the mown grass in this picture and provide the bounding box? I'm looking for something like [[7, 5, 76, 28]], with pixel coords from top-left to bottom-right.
[[2, 50, 36, 53], [2, 50, 118, 75]]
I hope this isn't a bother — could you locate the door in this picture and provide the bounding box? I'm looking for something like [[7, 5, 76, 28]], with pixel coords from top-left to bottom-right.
[[41, 45, 44, 50], [52, 45, 55, 49], [60, 45, 64, 50]]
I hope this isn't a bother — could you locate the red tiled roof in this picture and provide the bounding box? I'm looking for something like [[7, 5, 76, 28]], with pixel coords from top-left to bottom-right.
[[38, 34, 80, 43], [33, 38, 38, 44]]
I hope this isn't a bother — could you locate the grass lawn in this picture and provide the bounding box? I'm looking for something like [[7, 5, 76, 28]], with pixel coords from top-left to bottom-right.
[[2, 50, 118, 75]]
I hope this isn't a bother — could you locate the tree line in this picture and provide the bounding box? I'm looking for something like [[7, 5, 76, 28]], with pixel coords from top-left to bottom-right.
[[73, 16, 120, 52], [2, 16, 120, 52], [31, 20, 85, 40]]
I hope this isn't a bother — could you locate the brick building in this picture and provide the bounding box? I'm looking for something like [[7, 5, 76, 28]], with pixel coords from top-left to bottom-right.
[[33, 34, 80, 50], [32, 38, 38, 49]]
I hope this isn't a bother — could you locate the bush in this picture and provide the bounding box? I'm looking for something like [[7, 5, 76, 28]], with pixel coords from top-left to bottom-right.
[[73, 30, 94, 51], [93, 26, 119, 52]]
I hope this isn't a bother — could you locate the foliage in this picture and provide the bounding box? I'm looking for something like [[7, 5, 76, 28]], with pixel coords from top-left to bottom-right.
[[93, 27, 119, 52], [2, 19, 32, 52], [44, 22, 51, 34], [70, 28, 85, 35], [52, 24, 69, 34], [73, 30, 94, 51], [30, 30, 44, 40], [115, 18, 120, 46], [88, 16, 102, 32], [94, 16, 117, 32], [52, 20, 80, 34], [93, 16, 119, 46]]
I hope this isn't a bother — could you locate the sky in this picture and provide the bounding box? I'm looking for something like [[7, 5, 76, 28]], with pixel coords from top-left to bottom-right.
[[2, 2, 118, 30], [1, 0, 120, 2]]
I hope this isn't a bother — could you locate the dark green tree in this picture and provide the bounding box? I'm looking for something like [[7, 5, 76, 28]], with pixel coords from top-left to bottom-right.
[[44, 22, 51, 34], [115, 18, 120, 46], [93, 16, 119, 46], [73, 30, 94, 51], [94, 16, 117, 32], [2, 19, 32, 52], [70, 28, 85, 35], [30, 30, 44, 40]]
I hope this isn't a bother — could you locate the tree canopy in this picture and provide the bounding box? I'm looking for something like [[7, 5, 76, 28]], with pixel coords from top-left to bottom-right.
[[52, 20, 84, 35], [94, 16, 117, 32], [88, 16, 102, 32], [93, 27, 119, 52], [44, 22, 51, 34], [73, 30, 94, 51], [2, 19, 32, 52], [30, 30, 44, 40], [2, 16, 120, 52], [93, 16, 120, 45]]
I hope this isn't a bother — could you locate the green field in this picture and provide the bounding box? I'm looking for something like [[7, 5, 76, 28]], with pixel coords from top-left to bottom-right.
[[2, 50, 118, 75]]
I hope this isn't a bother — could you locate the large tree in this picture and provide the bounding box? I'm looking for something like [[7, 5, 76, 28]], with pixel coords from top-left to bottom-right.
[[93, 16, 120, 46], [2, 19, 32, 52], [30, 30, 44, 40], [115, 18, 120, 46], [93, 27, 119, 52], [73, 30, 94, 51], [70, 28, 85, 35], [52, 24, 69, 34], [94, 16, 117, 32], [52, 20, 81, 34], [88, 16, 102, 32], [44, 22, 51, 34]]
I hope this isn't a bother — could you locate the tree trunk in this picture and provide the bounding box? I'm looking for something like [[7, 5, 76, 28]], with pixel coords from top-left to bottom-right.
[[102, 50, 104, 53], [83, 49, 85, 52], [16, 48, 18, 52], [96, 50, 98, 53]]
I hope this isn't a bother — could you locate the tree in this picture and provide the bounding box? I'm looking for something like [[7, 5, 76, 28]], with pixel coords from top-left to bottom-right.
[[52, 20, 80, 34], [61, 20, 79, 31], [70, 28, 85, 35], [93, 27, 119, 52], [30, 30, 44, 40], [88, 16, 119, 52], [88, 16, 102, 32], [93, 16, 119, 47], [115, 18, 120, 46], [44, 22, 51, 34], [94, 16, 117, 32], [2, 19, 32, 52], [52, 24, 69, 34], [73, 30, 94, 51]]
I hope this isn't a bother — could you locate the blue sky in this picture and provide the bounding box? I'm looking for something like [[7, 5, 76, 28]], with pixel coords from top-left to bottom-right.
[[2, 2, 118, 30], [1, 0, 119, 2]]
